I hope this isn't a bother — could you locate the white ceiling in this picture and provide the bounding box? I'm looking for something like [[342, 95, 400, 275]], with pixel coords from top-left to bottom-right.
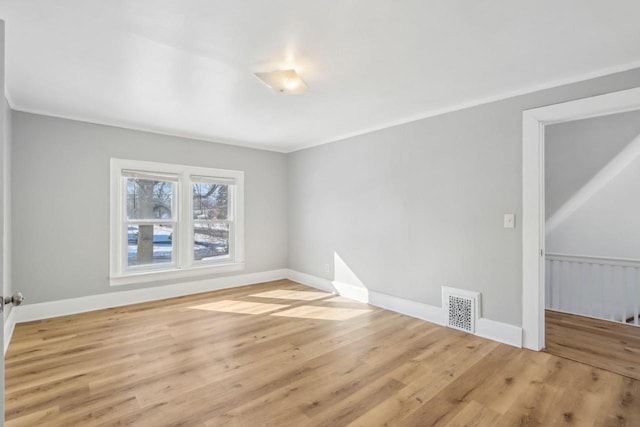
[[2, 1, 640, 152]]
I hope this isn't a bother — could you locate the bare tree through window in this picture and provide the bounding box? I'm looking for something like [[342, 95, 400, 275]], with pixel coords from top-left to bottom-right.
[[127, 178, 174, 266]]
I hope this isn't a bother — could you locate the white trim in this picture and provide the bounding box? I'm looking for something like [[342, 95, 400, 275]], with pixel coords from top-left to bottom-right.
[[286, 270, 521, 347], [522, 112, 546, 351], [3, 88, 12, 356], [522, 87, 640, 351], [110, 158, 245, 286], [14, 269, 287, 323], [285, 269, 335, 293], [367, 288, 446, 326], [4, 306, 16, 355], [109, 262, 245, 286], [546, 252, 640, 268], [475, 318, 523, 347], [331, 281, 370, 303]]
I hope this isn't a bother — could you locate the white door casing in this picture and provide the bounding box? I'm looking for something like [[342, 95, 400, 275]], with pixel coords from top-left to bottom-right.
[[0, 19, 6, 426], [522, 87, 640, 350]]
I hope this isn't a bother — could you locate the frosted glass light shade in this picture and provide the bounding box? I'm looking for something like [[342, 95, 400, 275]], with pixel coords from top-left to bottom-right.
[[254, 69, 308, 94]]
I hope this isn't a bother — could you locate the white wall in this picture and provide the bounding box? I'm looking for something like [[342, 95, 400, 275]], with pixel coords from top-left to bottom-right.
[[545, 110, 640, 220], [1, 20, 10, 319], [0, 20, 6, 417], [11, 112, 288, 304], [288, 68, 640, 327]]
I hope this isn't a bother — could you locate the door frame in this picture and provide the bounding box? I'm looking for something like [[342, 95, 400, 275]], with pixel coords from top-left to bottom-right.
[[522, 86, 640, 350]]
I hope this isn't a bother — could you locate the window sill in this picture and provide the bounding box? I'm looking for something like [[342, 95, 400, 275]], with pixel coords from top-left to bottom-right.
[[109, 262, 245, 286]]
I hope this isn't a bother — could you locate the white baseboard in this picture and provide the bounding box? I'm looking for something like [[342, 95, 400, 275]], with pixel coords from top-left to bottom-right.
[[368, 287, 446, 326], [15, 269, 288, 323], [476, 318, 523, 347], [287, 269, 522, 348], [9, 268, 522, 349], [286, 269, 335, 293], [4, 306, 16, 355], [331, 281, 370, 303], [330, 280, 445, 325]]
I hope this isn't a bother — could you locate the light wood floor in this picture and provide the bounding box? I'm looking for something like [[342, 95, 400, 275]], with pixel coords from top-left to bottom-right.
[[545, 309, 640, 381], [5, 280, 640, 426]]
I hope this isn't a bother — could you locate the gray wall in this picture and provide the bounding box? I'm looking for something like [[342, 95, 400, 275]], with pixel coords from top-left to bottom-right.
[[12, 112, 288, 304], [9, 68, 640, 326], [546, 154, 640, 259], [545, 110, 640, 220], [288, 69, 640, 327]]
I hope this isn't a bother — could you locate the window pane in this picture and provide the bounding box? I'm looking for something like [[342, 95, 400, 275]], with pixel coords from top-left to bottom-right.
[[127, 179, 174, 220], [192, 183, 229, 220], [194, 223, 229, 261], [128, 224, 174, 266]]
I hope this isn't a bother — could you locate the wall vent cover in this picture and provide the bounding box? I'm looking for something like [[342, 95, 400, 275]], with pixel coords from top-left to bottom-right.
[[442, 287, 480, 333]]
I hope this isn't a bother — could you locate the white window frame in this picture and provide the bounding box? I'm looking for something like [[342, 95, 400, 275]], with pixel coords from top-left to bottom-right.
[[110, 158, 245, 286]]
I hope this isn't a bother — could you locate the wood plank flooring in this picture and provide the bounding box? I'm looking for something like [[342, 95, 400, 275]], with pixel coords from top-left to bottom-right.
[[545, 309, 640, 381], [5, 280, 640, 426]]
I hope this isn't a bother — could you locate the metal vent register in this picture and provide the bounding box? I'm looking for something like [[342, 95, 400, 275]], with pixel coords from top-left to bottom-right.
[[448, 295, 473, 332], [442, 287, 480, 333]]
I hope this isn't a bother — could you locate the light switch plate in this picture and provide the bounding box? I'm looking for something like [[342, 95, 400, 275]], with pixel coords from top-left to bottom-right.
[[504, 213, 515, 228]]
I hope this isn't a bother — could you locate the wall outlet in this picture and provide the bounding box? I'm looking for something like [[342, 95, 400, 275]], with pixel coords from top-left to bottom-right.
[[324, 263, 330, 273]]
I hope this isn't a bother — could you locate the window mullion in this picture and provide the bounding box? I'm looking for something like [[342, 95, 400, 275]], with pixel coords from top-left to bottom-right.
[[182, 173, 192, 268]]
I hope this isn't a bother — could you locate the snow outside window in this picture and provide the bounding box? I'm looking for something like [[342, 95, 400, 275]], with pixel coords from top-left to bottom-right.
[[110, 159, 244, 286]]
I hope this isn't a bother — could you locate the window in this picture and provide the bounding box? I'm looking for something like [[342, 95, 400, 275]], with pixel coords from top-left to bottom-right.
[[110, 159, 244, 285]]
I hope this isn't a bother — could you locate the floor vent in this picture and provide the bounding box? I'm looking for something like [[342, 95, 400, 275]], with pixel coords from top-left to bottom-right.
[[442, 287, 480, 333]]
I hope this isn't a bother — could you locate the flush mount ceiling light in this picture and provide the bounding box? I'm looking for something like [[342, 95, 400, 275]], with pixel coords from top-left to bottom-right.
[[254, 69, 308, 95]]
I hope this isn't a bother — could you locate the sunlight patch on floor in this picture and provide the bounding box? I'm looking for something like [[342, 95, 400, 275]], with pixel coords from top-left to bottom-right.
[[272, 305, 371, 321], [249, 289, 331, 301], [189, 300, 288, 314]]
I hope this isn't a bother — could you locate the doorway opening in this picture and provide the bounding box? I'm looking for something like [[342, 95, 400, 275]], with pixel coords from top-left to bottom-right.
[[522, 86, 640, 351], [542, 110, 640, 379]]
